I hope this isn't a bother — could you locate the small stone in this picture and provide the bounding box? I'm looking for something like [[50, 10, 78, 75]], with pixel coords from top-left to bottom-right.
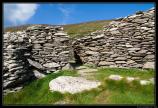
[[132, 18, 148, 24], [98, 61, 115, 66], [110, 30, 121, 35], [144, 55, 154, 59], [108, 75, 123, 81], [127, 60, 135, 64], [8, 63, 19, 69], [88, 47, 99, 51], [115, 61, 126, 64], [126, 77, 135, 82], [114, 57, 126, 61], [143, 62, 154, 69], [33, 44, 42, 49], [126, 44, 133, 48], [85, 51, 99, 55], [43, 62, 60, 68], [33, 70, 46, 79], [127, 48, 140, 51], [54, 32, 67, 36], [140, 80, 151, 85], [33, 40, 46, 44], [110, 54, 119, 58], [92, 34, 104, 39]]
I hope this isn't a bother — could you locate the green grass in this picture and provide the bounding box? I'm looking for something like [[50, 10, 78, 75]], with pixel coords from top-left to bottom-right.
[[3, 68, 155, 105], [104, 79, 154, 104], [3, 70, 79, 105], [96, 67, 154, 81], [63, 20, 112, 38]]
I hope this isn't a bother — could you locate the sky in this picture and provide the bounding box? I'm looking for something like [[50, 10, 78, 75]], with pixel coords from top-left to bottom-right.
[[3, 3, 155, 27]]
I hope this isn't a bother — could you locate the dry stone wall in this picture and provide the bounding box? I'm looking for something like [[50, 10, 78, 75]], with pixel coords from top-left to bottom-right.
[[3, 25, 75, 94], [3, 31, 34, 94], [73, 8, 155, 69], [25, 25, 74, 73]]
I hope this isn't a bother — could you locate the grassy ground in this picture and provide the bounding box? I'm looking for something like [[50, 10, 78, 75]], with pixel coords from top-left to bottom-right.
[[3, 70, 79, 105], [3, 68, 155, 105], [95, 67, 155, 104]]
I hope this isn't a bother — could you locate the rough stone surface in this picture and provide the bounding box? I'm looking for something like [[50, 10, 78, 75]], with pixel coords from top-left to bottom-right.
[[3, 25, 73, 94], [33, 70, 46, 79], [143, 62, 154, 69], [73, 8, 155, 69], [49, 76, 101, 94]]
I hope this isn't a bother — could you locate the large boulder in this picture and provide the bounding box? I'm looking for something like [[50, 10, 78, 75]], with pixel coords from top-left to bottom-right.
[[49, 76, 101, 94]]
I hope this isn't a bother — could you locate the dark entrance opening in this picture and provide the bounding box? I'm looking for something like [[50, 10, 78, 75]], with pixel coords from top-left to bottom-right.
[[74, 51, 83, 67], [68, 50, 83, 70]]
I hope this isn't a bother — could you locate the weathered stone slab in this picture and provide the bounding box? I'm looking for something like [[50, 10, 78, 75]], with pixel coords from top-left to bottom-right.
[[27, 59, 45, 70], [49, 76, 101, 94]]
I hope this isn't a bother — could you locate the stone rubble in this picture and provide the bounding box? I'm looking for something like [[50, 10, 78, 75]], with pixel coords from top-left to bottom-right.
[[3, 31, 34, 95]]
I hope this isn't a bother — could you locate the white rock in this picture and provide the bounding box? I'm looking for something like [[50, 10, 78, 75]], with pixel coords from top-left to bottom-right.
[[143, 62, 154, 69], [126, 77, 135, 82], [92, 34, 104, 39], [108, 75, 123, 81], [140, 80, 151, 85], [49, 76, 101, 94], [126, 44, 133, 48], [127, 48, 140, 51], [43, 62, 60, 68], [33, 70, 46, 79], [54, 32, 67, 36], [115, 61, 126, 64]]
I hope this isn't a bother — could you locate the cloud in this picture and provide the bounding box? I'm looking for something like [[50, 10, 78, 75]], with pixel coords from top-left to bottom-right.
[[4, 3, 39, 25], [57, 4, 76, 25]]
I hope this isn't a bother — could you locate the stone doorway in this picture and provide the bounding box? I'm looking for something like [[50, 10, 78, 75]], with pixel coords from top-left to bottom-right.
[[74, 51, 83, 66]]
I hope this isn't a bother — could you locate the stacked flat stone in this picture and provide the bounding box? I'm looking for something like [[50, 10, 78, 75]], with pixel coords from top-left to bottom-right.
[[3, 31, 33, 94], [73, 8, 155, 69], [25, 25, 73, 73]]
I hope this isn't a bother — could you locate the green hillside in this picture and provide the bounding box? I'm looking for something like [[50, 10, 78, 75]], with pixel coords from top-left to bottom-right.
[[4, 20, 112, 38], [63, 20, 112, 38]]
